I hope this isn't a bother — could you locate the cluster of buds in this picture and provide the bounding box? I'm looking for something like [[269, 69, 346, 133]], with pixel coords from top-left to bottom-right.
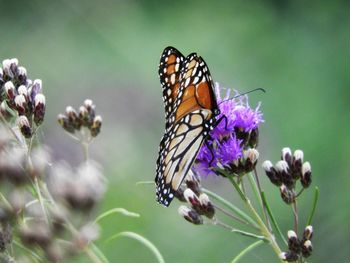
[[262, 148, 312, 204], [177, 171, 215, 225], [280, 226, 314, 262], [58, 99, 102, 139], [0, 59, 46, 138]]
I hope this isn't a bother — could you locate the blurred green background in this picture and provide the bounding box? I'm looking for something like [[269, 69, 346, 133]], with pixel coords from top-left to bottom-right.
[[1, 0, 349, 262]]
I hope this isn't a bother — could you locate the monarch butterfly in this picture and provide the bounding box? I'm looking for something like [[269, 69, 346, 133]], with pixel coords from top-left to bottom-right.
[[155, 46, 220, 207]]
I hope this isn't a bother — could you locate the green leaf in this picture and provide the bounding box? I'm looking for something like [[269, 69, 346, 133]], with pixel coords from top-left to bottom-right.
[[106, 231, 165, 263], [307, 186, 319, 225], [231, 240, 265, 263], [202, 188, 259, 229], [94, 208, 140, 223]]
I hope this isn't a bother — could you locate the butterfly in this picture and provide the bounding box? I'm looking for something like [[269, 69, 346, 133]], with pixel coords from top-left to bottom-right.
[[155, 46, 220, 207]]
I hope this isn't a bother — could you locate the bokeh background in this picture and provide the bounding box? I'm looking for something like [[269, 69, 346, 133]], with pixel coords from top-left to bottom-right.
[[1, 0, 349, 262]]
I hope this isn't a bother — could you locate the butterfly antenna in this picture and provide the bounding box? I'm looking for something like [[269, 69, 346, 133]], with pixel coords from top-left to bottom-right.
[[219, 88, 266, 104]]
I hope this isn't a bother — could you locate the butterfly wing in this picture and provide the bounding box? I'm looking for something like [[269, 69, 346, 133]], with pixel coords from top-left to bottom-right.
[[158, 46, 185, 130], [156, 51, 218, 207]]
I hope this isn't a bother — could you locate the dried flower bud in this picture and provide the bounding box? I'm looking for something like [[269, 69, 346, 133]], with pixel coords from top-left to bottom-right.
[[282, 147, 292, 166], [199, 193, 215, 218], [34, 94, 46, 125], [280, 184, 295, 204], [275, 160, 293, 188], [301, 162, 312, 188], [17, 115, 32, 138], [262, 160, 281, 186], [58, 114, 75, 133], [178, 205, 203, 225], [287, 230, 301, 253], [303, 225, 313, 241], [14, 94, 27, 115], [45, 243, 64, 263], [19, 221, 52, 249], [301, 240, 313, 257], [90, 115, 102, 137], [279, 251, 298, 262]]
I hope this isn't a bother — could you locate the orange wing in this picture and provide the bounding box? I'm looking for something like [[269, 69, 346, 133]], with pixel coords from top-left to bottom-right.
[[155, 50, 220, 207]]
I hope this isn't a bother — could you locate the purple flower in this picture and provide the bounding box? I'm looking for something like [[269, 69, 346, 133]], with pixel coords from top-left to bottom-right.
[[193, 83, 264, 176]]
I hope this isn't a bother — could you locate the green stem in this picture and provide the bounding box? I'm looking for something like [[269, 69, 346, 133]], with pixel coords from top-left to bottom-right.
[[261, 192, 287, 246], [231, 240, 265, 263], [292, 200, 298, 234], [226, 174, 283, 261]]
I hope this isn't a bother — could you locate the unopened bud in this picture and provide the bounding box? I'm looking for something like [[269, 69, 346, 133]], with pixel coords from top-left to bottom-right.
[[2, 59, 18, 78], [0, 101, 13, 120], [66, 106, 81, 129], [4, 81, 16, 102], [30, 79, 42, 102], [279, 251, 298, 262], [280, 184, 295, 204], [183, 189, 201, 210], [262, 160, 281, 186], [17, 66, 27, 84], [14, 94, 27, 115], [199, 193, 215, 218], [292, 150, 304, 178], [79, 106, 89, 126], [276, 160, 293, 188], [34, 94, 46, 125], [244, 148, 259, 171], [84, 99, 94, 111], [58, 114, 75, 133], [287, 230, 301, 253], [178, 205, 203, 225], [303, 225, 313, 240], [90, 115, 102, 137], [282, 147, 292, 166], [301, 240, 313, 257], [17, 85, 28, 97], [18, 116, 32, 138], [301, 162, 312, 188]]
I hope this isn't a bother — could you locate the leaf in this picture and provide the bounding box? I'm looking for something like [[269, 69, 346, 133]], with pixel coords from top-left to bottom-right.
[[231, 240, 264, 263], [307, 186, 319, 225], [94, 208, 140, 223]]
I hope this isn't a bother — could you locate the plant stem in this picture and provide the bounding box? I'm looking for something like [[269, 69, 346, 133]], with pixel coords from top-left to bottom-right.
[[226, 174, 283, 261], [292, 200, 299, 234], [84, 247, 104, 263], [82, 141, 89, 162]]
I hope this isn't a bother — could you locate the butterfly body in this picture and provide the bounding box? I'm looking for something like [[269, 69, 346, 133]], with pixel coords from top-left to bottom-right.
[[155, 47, 219, 207]]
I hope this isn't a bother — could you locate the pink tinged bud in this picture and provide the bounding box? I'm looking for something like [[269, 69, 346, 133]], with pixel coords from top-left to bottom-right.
[[282, 147, 292, 166], [178, 205, 203, 225], [34, 94, 46, 125], [30, 79, 42, 102], [292, 150, 304, 175], [303, 225, 313, 240], [18, 115, 32, 138], [17, 66, 27, 84], [301, 161, 312, 188], [244, 148, 259, 171], [2, 58, 18, 78], [14, 94, 27, 115], [5, 81, 16, 101], [287, 230, 301, 253], [301, 240, 313, 257], [199, 193, 215, 218], [183, 188, 201, 209]]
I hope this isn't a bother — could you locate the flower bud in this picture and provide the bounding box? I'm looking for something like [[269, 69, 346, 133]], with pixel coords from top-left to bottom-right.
[[178, 205, 203, 225], [0, 101, 13, 121], [244, 148, 259, 171], [303, 225, 313, 241], [4, 81, 16, 102], [183, 188, 201, 210], [84, 99, 94, 112], [17, 66, 27, 85], [279, 251, 298, 262], [275, 160, 293, 188], [280, 184, 295, 204], [292, 150, 303, 178], [79, 106, 89, 126], [262, 160, 281, 186], [174, 187, 186, 202], [58, 114, 75, 133], [287, 230, 301, 253], [2, 59, 18, 78], [17, 85, 28, 97], [199, 193, 215, 218], [30, 79, 42, 102], [185, 174, 201, 196], [18, 116, 32, 138], [282, 147, 292, 166], [14, 94, 27, 115], [301, 162, 312, 188], [248, 128, 259, 148], [66, 106, 81, 129], [34, 94, 46, 125], [90, 115, 102, 137], [301, 240, 313, 257], [19, 221, 52, 249]]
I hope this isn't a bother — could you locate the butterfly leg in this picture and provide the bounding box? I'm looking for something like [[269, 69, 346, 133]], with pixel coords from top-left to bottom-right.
[[214, 115, 229, 131]]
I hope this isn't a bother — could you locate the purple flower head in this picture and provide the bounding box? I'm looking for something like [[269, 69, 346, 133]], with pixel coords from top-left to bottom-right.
[[193, 83, 264, 176]]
